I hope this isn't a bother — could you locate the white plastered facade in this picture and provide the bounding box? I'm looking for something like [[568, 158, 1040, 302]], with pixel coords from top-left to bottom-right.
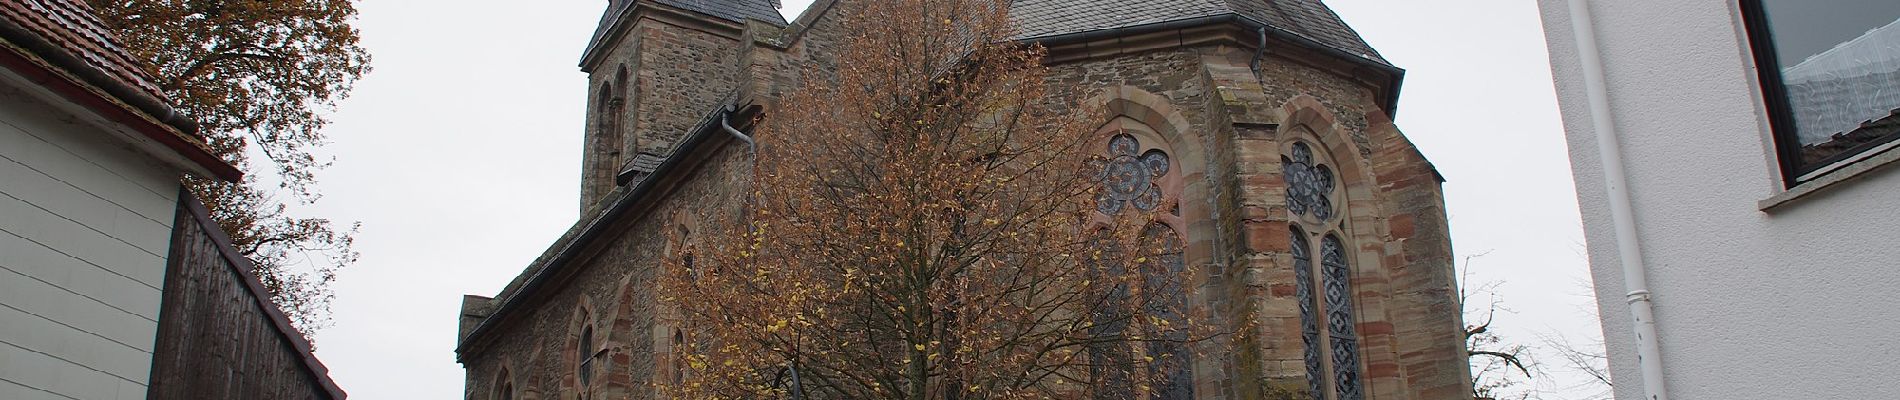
[[1540, 1, 1900, 399]]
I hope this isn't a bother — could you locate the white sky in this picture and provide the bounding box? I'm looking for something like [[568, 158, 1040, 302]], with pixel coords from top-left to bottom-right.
[[305, 0, 1603, 398]]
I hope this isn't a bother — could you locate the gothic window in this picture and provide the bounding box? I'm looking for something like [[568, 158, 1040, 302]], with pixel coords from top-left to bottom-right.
[[597, 83, 617, 152], [495, 368, 514, 400], [1285, 142, 1335, 222], [672, 329, 687, 384], [1087, 126, 1193, 400], [1284, 138, 1363, 400], [578, 323, 599, 394], [1093, 133, 1171, 216], [1290, 226, 1326, 400], [1142, 225, 1193, 400], [1322, 235, 1363, 400]]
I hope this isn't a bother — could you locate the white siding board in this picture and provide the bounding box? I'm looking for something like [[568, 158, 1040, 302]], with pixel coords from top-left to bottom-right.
[[0, 93, 177, 222], [0, 196, 166, 288], [0, 305, 152, 385], [0, 233, 162, 320], [0, 341, 141, 400], [0, 159, 173, 256], [0, 270, 156, 352]]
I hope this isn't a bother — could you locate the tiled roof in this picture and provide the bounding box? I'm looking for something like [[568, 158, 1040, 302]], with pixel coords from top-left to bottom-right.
[[0, 0, 241, 181], [0, 0, 168, 101], [1011, 0, 1388, 66], [583, 0, 787, 67]]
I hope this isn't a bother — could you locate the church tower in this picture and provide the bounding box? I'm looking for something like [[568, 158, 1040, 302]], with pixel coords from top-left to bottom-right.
[[574, 0, 786, 213]]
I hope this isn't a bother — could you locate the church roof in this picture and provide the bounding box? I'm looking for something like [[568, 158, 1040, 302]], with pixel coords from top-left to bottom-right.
[[583, 0, 787, 69], [1012, 0, 1389, 66], [656, 0, 786, 26]]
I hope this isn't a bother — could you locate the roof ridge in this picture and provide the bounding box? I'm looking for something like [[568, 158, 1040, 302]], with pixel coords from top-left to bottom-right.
[[1011, 0, 1388, 66]]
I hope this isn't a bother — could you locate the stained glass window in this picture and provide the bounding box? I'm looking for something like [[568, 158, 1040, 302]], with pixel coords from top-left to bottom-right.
[[1087, 234, 1136, 399], [1093, 134, 1171, 215], [1144, 226, 1194, 400], [1089, 130, 1192, 399], [1285, 140, 1362, 400], [1322, 235, 1363, 400], [1283, 143, 1335, 221], [1291, 227, 1326, 400]]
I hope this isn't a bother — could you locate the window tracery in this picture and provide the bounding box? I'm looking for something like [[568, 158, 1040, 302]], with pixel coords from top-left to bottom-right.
[[1284, 137, 1363, 400], [1088, 127, 1193, 400], [1093, 133, 1172, 215]]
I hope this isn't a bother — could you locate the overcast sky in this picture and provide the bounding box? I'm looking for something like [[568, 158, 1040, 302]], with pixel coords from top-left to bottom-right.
[[303, 1, 1603, 398]]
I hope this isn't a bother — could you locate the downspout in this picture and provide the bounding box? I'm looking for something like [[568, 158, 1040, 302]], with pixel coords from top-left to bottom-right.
[[1566, 1, 1670, 399], [722, 105, 756, 152], [1249, 26, 1268, 73]]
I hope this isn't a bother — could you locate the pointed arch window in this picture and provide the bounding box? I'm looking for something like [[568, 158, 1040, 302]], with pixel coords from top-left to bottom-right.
[[1087, 125, 1194, 400], [1284, 139, 1364, 400], [579, 324, 597, 389], [494, 368, 515, 400]]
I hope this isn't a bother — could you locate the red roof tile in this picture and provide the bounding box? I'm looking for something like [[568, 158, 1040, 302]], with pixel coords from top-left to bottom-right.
[[0, 0, 167, 101], [0, 0, 240, 181]]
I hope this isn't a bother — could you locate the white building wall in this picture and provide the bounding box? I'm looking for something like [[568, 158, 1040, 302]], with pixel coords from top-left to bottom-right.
[[1540, 1, 1900, 399], [0, 77, 183, 399]]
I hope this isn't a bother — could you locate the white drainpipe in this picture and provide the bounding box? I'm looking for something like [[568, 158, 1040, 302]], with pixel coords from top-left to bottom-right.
[[1566, 1, 1671, 399]]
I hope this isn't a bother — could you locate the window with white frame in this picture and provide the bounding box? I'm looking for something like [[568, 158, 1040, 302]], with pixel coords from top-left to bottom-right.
[[1742, 0, 1900, 186]]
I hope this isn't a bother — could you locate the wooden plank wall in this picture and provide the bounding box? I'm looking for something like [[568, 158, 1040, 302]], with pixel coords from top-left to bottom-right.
[[146, 191, 347, 399]]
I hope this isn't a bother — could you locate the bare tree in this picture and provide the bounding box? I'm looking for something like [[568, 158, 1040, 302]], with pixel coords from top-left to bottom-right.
[[1461, 252, 1536, 400]]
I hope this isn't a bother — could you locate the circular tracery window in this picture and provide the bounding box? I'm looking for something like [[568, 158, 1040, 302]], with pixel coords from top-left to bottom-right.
[[1284, 141, 1337, 224]]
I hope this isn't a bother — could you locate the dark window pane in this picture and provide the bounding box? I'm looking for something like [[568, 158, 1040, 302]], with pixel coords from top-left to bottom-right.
[[1758, 1, 1900, 171], [1284, 142, 1335, 221], [1321, 235, 1363, 400], [1094, 134, 1169, 215], [579, 326, 595, 386], [1289, 228, 1325, 400], [1142, 225, 1193, 400]]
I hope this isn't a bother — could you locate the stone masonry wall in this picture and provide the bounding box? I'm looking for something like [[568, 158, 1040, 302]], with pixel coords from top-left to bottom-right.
[[470, 2, 1470, 399], [1037, 42, 1471, 399], [463, 140, 753, 400], [579, 14, 746, 213]]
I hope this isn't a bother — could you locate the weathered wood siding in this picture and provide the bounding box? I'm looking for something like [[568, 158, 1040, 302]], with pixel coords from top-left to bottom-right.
[[147, 194, 346, 399]]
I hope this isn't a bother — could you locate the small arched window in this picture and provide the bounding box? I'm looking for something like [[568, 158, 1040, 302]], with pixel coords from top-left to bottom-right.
[[672, 329, 687, 384], [578, 324, 598, 391], [1283, 137, 1363, 400], [494, 368, 515, 400]]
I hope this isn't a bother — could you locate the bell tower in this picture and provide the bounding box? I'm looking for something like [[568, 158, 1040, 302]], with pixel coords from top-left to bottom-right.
[[575, 0, 786, 212]]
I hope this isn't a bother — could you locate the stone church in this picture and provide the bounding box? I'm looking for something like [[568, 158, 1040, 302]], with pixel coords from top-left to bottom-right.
[[455, 0, 1471, 399]]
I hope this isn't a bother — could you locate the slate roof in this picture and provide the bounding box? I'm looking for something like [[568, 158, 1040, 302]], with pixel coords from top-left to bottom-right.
[[583, 0, 787, 67], [614, 151, 670, 185], [0, 0, 168, 101], [657, 0, 786, 26], [1011, 0, 1389, 66]]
